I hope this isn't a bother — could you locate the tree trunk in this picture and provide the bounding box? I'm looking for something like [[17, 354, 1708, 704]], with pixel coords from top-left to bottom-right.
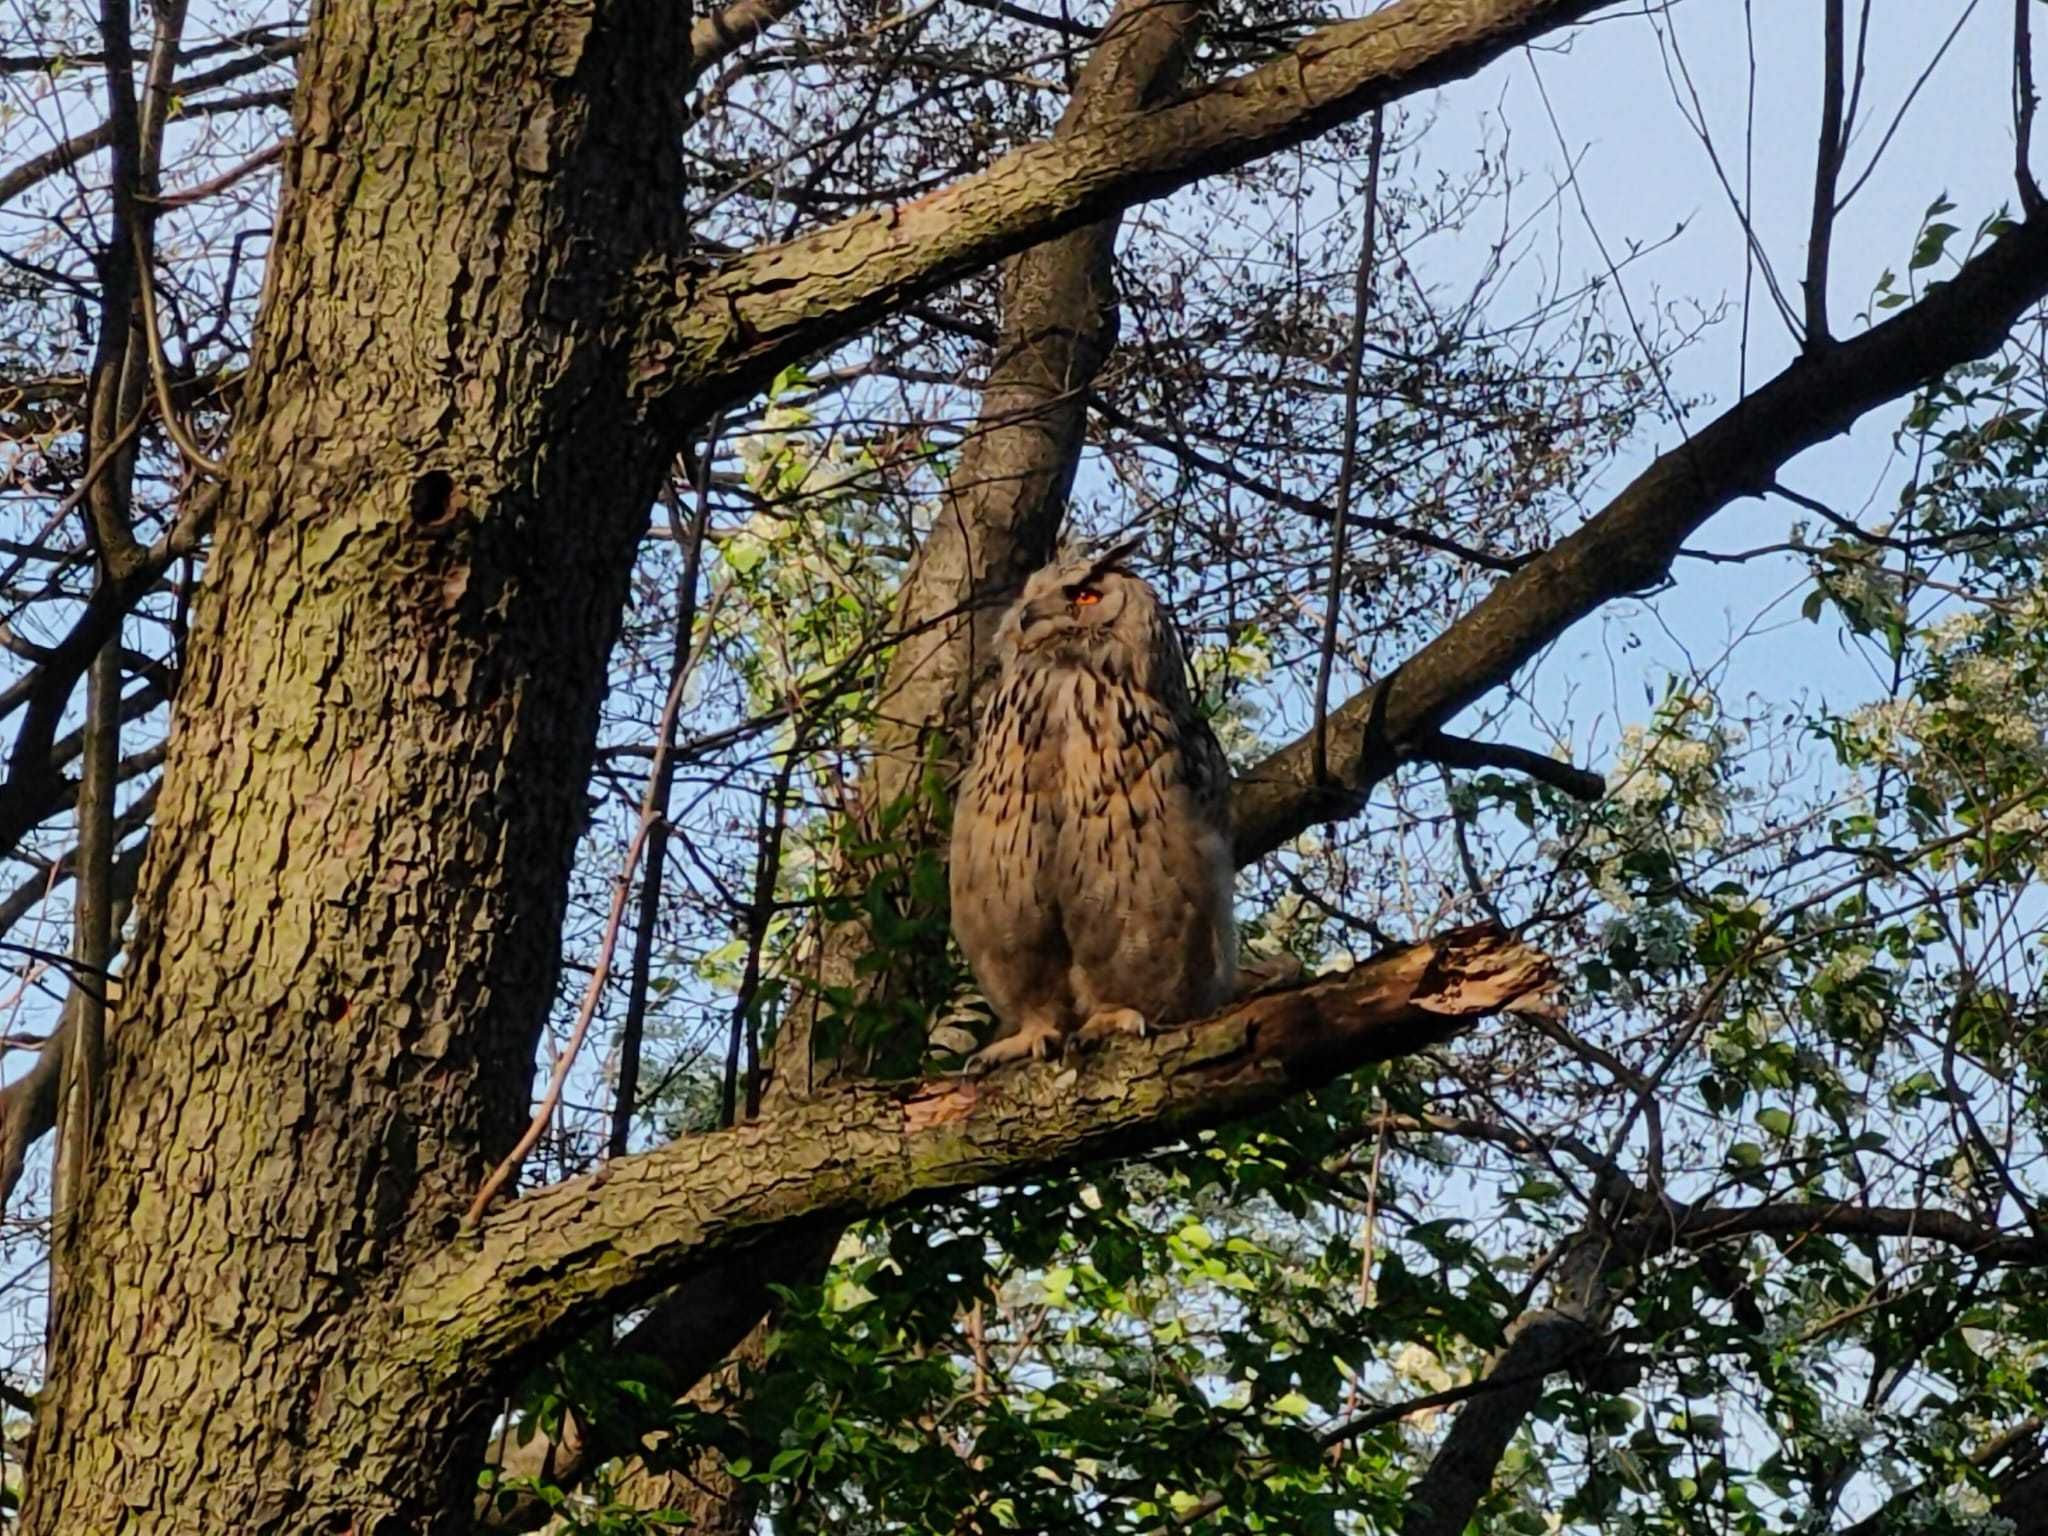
[[24, 6, 691, 1529]]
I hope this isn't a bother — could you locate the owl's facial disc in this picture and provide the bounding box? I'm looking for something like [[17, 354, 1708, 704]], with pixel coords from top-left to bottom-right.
[[1012, 574, 1127, 654]]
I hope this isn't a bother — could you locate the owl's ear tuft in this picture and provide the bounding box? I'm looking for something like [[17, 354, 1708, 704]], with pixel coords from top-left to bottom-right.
[[1083, 535, 1145, 582]]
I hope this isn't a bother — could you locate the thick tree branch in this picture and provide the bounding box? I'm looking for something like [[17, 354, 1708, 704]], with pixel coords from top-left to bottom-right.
[[401, 926, 1556, 1388], [1400, 1237, 1615, 1536], [1369, 1113, 2048, 1536], [1391, 1191, 2048, 1536], [642, 0, 1609, 405], [1642, 1198, 2048, 1267], [1229, 205, 2048, 861], [1398, 1316, 1592, 1533]]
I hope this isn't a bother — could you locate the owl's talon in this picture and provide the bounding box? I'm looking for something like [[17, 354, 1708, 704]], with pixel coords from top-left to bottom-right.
[[1075, 1007, 1149, 1048], [964, 1018, 1066, 1073]]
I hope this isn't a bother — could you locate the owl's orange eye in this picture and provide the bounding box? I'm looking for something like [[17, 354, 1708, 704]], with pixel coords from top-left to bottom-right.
[[1072, 588, 1102, 606]]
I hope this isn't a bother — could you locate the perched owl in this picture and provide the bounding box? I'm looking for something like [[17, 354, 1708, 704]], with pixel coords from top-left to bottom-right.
[[949, 539, 1236, 1070]]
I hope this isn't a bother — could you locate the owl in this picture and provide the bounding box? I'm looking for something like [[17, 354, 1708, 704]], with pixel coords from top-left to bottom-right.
[[949, 539, 1237, 1070]]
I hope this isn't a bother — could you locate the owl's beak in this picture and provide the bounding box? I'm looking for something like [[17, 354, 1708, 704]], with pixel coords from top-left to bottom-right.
[[1014, 597, 1067, 648]]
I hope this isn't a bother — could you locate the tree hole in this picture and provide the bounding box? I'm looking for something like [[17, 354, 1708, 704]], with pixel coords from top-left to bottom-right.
[[408, 470, 458, 529]]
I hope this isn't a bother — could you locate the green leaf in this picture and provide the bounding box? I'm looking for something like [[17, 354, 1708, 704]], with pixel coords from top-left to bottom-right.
[[1910, 222, 1960, 270]]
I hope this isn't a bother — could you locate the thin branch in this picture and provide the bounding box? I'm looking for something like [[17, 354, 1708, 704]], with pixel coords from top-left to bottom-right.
[[0, 790, 154, 940], [131, 224, 229, 478], [721, 747, 794, 1128], [0, 831, 147, 1214], [1832, 0, 1978, 213], [2019, 0, 2043, 215], [956, 0, 1100, 41], [1650, 1199, 2048, 1266], [77, 0, 148, 579], [686, 0, 809, 86], [1088, 390, 1523, 571], [0, 37, 293, 210], [1313, 108, 1385, 787], [609, 449, 718, 1160], [1802, 0, 1846, 347], [1420, 730, 1605, 802], [466, 634, 707, 1223], [147, 137, 284, 209]]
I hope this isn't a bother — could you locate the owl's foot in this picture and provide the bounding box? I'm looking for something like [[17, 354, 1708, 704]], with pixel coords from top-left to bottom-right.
[[1075, 1007, 1149, 1048], [965, 1018, 1066, 1073]]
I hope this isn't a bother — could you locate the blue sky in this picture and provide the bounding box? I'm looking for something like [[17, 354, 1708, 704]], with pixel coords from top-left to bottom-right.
[[1445, 3, 2024, 740]]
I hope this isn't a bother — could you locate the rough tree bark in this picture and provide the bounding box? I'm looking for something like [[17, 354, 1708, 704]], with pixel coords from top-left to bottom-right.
[[25, 6, 698, 1526], [19, 0, 2048, 1528]]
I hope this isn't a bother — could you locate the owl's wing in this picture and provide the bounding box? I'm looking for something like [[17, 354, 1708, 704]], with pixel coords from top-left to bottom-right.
[[1183, 706, 1234, 835]]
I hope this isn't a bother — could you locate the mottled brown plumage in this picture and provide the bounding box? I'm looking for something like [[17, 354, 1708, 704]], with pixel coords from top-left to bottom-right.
[[950, 540, 1235, 1069]]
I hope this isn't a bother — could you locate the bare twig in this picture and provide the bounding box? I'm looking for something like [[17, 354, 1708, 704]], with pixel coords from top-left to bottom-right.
[[1833, 1, 1979, 212], [467, 593, 715, 1222], [1312, 109, 1384, 787], [2019, 0, 2044, 214], [609, 431, 720, 1159], [148, 138, 285, 210]]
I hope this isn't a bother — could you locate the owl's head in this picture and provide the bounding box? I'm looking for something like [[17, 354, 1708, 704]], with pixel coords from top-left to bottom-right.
[[995, 537, 1176, 679]]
